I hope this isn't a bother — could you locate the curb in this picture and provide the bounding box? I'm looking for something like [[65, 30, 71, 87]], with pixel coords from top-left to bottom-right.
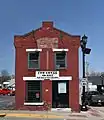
[[0, 113, 88, 119], [1, 113, 64, 119]]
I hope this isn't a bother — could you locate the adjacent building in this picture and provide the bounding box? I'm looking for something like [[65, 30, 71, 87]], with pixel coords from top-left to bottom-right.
[[14, 21, 80, 112], [88, 76, 103, 85]]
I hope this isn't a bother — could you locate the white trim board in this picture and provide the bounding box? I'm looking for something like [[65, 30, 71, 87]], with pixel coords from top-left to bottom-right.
[[26, 49, 42, 52], [23, 77, 44, 81], [23, 76, 72, 81], [50, 76, 72, 80], [52, 49, 69, 52], [24, 102, 44, 105]]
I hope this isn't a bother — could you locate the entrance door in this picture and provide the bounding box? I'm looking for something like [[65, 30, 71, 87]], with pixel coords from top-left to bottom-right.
[[52, 80, 69, 108]]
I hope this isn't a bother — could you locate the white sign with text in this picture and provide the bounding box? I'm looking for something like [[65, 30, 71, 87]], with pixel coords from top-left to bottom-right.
[[36, 71, 59, 79], [58, 82, 66, 93]]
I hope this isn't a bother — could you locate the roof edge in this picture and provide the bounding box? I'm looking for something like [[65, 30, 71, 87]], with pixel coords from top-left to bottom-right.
[[53, 27, 80, 38], [14, 28, 41, 38]]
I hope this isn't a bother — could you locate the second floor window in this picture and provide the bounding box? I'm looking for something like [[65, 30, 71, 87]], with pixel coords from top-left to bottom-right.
[[55, 51, 67, 69], [28, 51, 40, 69]]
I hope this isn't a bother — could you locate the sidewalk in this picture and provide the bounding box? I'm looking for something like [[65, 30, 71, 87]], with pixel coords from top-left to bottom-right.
[[0, 108, 104, 119], [0, 110, 94, 120], [0, 110, 89, 119]]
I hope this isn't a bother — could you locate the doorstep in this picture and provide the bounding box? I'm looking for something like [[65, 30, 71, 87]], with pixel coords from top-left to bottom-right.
[[51, 108, 71, 112]]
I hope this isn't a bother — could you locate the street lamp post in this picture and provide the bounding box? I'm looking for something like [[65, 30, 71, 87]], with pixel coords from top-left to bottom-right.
[[80, 35, 91, 111], [101, 73, 104, 85], [100, 74, 104, 93], [83, 50, 85, 78]]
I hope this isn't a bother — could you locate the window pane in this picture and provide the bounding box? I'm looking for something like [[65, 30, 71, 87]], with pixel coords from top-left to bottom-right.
[[56, 60, 65, 67], [29, 52, 39, 60], [28, 81, 40, 91], [28, 91, 41, 102], [28, 60, 39, 68], [55, 52, 66, 68], [56, 53, 65, 60]]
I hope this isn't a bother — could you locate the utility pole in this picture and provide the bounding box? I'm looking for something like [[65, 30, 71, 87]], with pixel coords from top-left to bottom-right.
[[80, 34, 91, 111], [86, 61, 89, 91], [86, 62, 89, 77]]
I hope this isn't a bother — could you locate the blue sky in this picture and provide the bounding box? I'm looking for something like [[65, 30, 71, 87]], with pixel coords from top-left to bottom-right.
[[0, 0, 103, 76]]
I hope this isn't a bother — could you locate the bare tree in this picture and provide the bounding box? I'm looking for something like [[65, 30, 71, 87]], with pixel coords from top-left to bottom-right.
[[101, 72, 104, 77], [11, 74, 15, 79], [89, 71, 101, 76], [0, 69, 11, 84]]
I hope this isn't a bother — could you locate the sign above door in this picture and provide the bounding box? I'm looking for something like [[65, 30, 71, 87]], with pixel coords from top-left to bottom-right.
[[36, 71, 59, 79]]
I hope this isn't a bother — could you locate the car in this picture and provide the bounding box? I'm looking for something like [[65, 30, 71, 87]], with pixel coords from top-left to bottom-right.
[[10, 90, 15, 96], [0, 89, 3, 94], [84, 91, 104, 106], [0, 88, 11, 95]]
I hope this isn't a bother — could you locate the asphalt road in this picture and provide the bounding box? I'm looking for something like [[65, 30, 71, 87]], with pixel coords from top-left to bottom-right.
[[0, 96, 15, 109]]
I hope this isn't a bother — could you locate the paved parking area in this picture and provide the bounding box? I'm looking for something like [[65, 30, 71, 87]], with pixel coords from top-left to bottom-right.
[[0, 96, 15, 109]]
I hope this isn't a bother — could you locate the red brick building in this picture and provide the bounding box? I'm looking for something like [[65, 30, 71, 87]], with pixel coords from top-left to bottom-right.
[[14, 21, 80, 112]]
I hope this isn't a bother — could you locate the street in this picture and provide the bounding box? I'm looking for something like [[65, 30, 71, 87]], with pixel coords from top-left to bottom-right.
[[0, 96, 15, 109]]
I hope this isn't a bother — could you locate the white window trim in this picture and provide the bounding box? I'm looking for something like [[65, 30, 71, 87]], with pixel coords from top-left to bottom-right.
[[23, 77, 44, 81], [26, 49, 42, 52], [52, 49, 69, 52], [24, 102, 44, 106], [50, 76, 72, 80], [23, 76, 72, 81]]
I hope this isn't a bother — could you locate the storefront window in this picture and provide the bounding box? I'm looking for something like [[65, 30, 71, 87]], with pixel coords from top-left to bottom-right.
[[28, 52, 40, 69], [25, 81, 42, 103], [55, 52, 67, 69]]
